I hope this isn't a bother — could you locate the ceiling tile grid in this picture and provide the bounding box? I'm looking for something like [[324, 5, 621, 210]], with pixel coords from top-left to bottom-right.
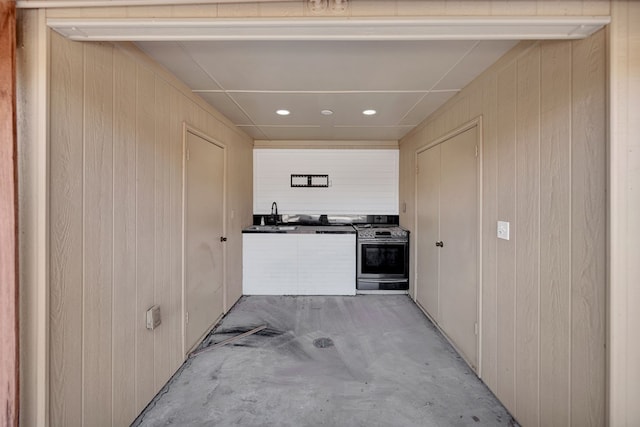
[[137, 38, 518, 141]]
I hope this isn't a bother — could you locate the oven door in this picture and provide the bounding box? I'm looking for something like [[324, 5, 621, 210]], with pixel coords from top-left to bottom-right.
[[357, 239, 408, 280]]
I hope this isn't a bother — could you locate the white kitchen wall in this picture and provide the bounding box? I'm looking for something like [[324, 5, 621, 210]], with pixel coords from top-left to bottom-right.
[[254, 149, 398, 215]]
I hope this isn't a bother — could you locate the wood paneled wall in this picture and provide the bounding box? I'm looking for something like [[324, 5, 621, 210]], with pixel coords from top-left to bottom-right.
[[44, 0, 610, 19], [399, 32, 606, 426], [48, 32, 253, 426], [608, 1, 640, 425]]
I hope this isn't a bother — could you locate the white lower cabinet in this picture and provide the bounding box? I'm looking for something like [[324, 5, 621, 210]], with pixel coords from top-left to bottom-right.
[[243, 233, 356, 295]]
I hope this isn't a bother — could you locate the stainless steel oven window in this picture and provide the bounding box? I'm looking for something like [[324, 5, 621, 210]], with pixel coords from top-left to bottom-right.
[[357, 241, 408, 279]]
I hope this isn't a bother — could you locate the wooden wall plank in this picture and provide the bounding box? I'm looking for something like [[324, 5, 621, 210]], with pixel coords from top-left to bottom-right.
[[0, 3, 18, 426], [582, 0, 610, 15], [82, 41, 114, 426], [571, 29, 606, 427], [446, 0, 491, 15], [217, 2, 259, 18], [490, 0, 537, 16], [539, 40, 572, 427], [169, 88, 184, 366], [537, 0, 583, 15], [480, 75, 498, 392], [624, 5, 640, 424], [514, 45, 540, 427], [608, 4, 631, 424], [609, 4, 640, 424], [154, 77, 173, 389], [49, 31, 84, 427], [495, 61, 517, 415], [135, 63, 157, 412], [348, 0, 397, 17], [111, 47, 137, 427], [623, 3, 640, 423]]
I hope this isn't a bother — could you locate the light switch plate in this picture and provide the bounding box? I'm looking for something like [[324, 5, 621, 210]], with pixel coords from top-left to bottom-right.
[[497, 221, 510, 240]]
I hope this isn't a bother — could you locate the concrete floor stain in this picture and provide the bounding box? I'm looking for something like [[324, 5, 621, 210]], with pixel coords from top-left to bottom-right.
[[313, 337, 334, 348]]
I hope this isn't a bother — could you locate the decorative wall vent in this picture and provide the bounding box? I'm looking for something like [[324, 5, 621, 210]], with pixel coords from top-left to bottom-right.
[[291, 174, 329, 188]]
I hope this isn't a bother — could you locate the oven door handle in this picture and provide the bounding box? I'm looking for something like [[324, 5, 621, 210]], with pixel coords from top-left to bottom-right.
[[358, 239, 408, 244]]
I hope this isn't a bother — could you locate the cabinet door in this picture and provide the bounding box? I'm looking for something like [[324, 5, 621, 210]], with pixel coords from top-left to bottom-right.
[[439, 126, 478, 369], [416, 144, 441, 320], [298, 234, 356, 295], [242, 234, 299, 295]]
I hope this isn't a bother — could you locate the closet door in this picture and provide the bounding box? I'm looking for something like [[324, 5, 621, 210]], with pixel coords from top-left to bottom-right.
[[416, 144, 441, 320], [184, 131, 225, 354], [439, 126, 478, 368]]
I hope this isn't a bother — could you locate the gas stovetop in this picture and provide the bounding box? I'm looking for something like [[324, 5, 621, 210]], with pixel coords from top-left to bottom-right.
[[354, 224, 409, 239]]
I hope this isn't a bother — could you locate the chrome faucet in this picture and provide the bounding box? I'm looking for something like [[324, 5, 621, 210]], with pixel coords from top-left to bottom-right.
[[271, 202, 278, 224]]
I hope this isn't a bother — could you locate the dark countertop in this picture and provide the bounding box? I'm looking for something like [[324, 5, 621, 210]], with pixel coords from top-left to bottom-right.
[[242, 225, 356, 234]]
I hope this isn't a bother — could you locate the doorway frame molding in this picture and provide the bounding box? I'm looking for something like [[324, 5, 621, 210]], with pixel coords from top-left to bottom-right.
[[180, 122, 228, 357], [413, 115, 483, 377]]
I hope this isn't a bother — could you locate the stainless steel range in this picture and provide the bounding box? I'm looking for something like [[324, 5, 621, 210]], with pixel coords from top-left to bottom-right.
[[355, 224, 409, 291]]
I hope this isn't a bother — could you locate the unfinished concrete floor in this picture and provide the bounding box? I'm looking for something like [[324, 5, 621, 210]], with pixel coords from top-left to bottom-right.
[[133, 295, 517, 426]]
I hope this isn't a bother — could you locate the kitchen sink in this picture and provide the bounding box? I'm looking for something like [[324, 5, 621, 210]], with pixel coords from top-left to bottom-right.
[[248, 225, 298, 232]]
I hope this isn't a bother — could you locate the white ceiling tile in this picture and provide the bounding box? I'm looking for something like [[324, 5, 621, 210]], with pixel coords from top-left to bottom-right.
[[179, 40, 477, 91], [137, 41, 222, 90], [197, 92, 254, 125], [399, 91, 458, 126], [236, 126, 268, 140], [433, 40, 519, 91], [227, 92, 425, 127], [332, 126, 416, 140]]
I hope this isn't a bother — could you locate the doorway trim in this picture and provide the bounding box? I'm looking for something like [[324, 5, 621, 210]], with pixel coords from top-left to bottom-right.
[[1, 2, 19, 425], [413, 116, 483, 377], [180, 123, 227, 356]]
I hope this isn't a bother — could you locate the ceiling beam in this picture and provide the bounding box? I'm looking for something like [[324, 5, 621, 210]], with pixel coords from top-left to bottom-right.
[[47, 16, 610, 42]]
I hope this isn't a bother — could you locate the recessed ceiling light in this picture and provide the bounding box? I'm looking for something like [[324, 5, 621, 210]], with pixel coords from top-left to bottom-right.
[[276, 109, 290, 116], [362, 109, 377, 116], [321, 109, 334, 116]]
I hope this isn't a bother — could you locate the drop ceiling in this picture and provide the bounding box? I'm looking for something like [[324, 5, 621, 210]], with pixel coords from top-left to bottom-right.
[[49, 16, 608, 142], [136, 38, 516, 140]]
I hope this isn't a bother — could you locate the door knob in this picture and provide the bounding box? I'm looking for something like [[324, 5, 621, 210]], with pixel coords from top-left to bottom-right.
[[220, 237, 227, 242], [435, 241, 444, 247]]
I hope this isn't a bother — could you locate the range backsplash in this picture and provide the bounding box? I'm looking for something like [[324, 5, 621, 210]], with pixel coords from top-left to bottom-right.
[[252, 214, 399, 226]]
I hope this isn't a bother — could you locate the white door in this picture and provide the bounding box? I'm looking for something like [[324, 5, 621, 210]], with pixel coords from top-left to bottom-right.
[[184, 130, 225, 353], [416, 144, 441, 320], [438, 127, 478, 369], [415, 126, 478, 370]]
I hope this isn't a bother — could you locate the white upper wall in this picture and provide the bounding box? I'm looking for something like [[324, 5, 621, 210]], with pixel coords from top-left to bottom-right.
[[254, 149, 399, 215]]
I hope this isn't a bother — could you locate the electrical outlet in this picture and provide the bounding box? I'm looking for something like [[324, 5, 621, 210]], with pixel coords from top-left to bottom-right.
[[146, 305, 161, 330], [497, 221, 510, 240]]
